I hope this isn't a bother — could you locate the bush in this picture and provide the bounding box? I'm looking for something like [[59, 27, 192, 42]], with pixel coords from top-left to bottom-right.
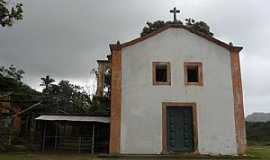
[[246, 121, 270, 145]]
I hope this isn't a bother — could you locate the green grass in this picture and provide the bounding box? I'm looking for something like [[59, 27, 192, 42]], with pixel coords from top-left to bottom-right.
[[1, 146, 270, 160], [0, 153, 98, 160], [0, 153, 32, 160], [247, 146, 270, 159]]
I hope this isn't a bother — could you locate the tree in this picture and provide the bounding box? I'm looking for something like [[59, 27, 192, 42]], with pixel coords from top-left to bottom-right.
[[40, 75, 55, 93], [41, 80, 92, 113], [103, 66, 111, 97], [140, 18, 213, 37], [55, 80, 92, 113], [0, 65, 40, 102], [0, 0, 23, 27], [0, 64, 25, 81]]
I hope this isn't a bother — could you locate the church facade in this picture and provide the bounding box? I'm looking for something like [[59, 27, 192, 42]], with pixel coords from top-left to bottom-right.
[[97, 15, 246, 155]]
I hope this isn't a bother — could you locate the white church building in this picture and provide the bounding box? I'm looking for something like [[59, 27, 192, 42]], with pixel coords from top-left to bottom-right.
[[97, 9, 246, 156]]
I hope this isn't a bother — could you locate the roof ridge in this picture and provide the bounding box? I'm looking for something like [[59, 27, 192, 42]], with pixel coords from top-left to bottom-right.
[[110, 25, 243, 53]]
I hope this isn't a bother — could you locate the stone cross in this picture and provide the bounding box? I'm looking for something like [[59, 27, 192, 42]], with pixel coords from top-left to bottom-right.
[[170, 7, 180, 22]]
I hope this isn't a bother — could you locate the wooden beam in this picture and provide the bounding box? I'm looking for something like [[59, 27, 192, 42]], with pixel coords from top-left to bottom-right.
[[42, 121, 47, 152], [54, 122, 57, 150], [91, 123, 95, 154]]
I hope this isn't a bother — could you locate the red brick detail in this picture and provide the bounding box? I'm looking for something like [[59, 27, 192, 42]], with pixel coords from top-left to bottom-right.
[[231, 49, 246, 155], [109, 49, 122, 154], [96, 63, 105, 96]]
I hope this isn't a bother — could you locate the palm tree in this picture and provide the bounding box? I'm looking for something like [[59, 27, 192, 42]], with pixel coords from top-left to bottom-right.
[[40, 75, 55, 92]]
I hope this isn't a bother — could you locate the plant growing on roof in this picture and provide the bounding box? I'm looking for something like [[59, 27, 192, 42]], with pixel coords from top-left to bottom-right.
[[0, 0, 23, 27], [140, 18, 213, 37]]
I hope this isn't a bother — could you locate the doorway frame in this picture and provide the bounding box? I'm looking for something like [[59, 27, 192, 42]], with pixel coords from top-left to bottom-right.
[[162, 102, 198, 154]]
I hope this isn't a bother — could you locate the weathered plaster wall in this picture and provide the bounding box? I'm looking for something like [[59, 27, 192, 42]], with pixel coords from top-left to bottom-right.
[[120, 28, 237, 155]]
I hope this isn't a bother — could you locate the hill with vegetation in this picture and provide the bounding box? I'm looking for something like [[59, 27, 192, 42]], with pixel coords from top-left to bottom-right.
[[0, 65, 41, 109], [246, 112, 270, 122], [0, 65, 38, 95]]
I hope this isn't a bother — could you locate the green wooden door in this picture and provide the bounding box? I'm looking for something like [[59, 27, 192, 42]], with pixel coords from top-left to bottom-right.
[[167, 107, 193, 152]]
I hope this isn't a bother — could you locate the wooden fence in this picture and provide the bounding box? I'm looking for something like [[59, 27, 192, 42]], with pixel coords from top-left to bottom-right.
[[33, 136, 108, 153]]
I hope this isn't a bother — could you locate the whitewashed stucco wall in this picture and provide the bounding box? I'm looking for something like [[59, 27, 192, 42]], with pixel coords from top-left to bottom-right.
[[120, 28, 237, 155]]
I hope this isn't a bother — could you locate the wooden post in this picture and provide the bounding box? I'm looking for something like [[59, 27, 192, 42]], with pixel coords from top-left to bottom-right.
[[91, 123, 95, 154], [54, 122, 57, 150], [64, 122, 66, 136], [8, 136, 11, 145], [42, 121, 47, 152], [78, 137, 81, 153]]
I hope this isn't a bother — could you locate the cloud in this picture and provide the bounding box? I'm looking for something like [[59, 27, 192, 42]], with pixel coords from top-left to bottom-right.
[[0, 0, 269, 115]]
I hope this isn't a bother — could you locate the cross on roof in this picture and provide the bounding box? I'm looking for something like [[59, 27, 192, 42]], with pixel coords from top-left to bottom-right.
[[170, 7, 180, 23]]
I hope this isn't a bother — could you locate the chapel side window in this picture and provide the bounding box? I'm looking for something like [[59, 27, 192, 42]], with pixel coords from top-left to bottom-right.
[[152, 62, 171, 85], [184, 62, 203, 86]]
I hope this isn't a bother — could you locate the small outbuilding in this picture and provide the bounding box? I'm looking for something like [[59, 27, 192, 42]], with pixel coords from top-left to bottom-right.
[[34, 114, 110, 153]]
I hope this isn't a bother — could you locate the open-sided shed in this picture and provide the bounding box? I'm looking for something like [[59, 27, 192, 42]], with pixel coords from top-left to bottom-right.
[[34, 114, 110, 154]]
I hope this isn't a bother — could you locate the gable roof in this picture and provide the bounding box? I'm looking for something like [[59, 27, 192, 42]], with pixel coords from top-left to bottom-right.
[[110, 24, 243, 53]]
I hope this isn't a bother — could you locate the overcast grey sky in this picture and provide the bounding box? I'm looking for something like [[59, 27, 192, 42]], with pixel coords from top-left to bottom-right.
[[0, 0, 269, 115]]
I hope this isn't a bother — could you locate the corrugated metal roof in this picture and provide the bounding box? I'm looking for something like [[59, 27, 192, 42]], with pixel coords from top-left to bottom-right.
[[35, 115, 110, 123]]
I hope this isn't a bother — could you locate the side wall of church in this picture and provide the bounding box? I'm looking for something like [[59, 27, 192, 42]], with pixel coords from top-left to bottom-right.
[[120, 28, 237, 155]]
